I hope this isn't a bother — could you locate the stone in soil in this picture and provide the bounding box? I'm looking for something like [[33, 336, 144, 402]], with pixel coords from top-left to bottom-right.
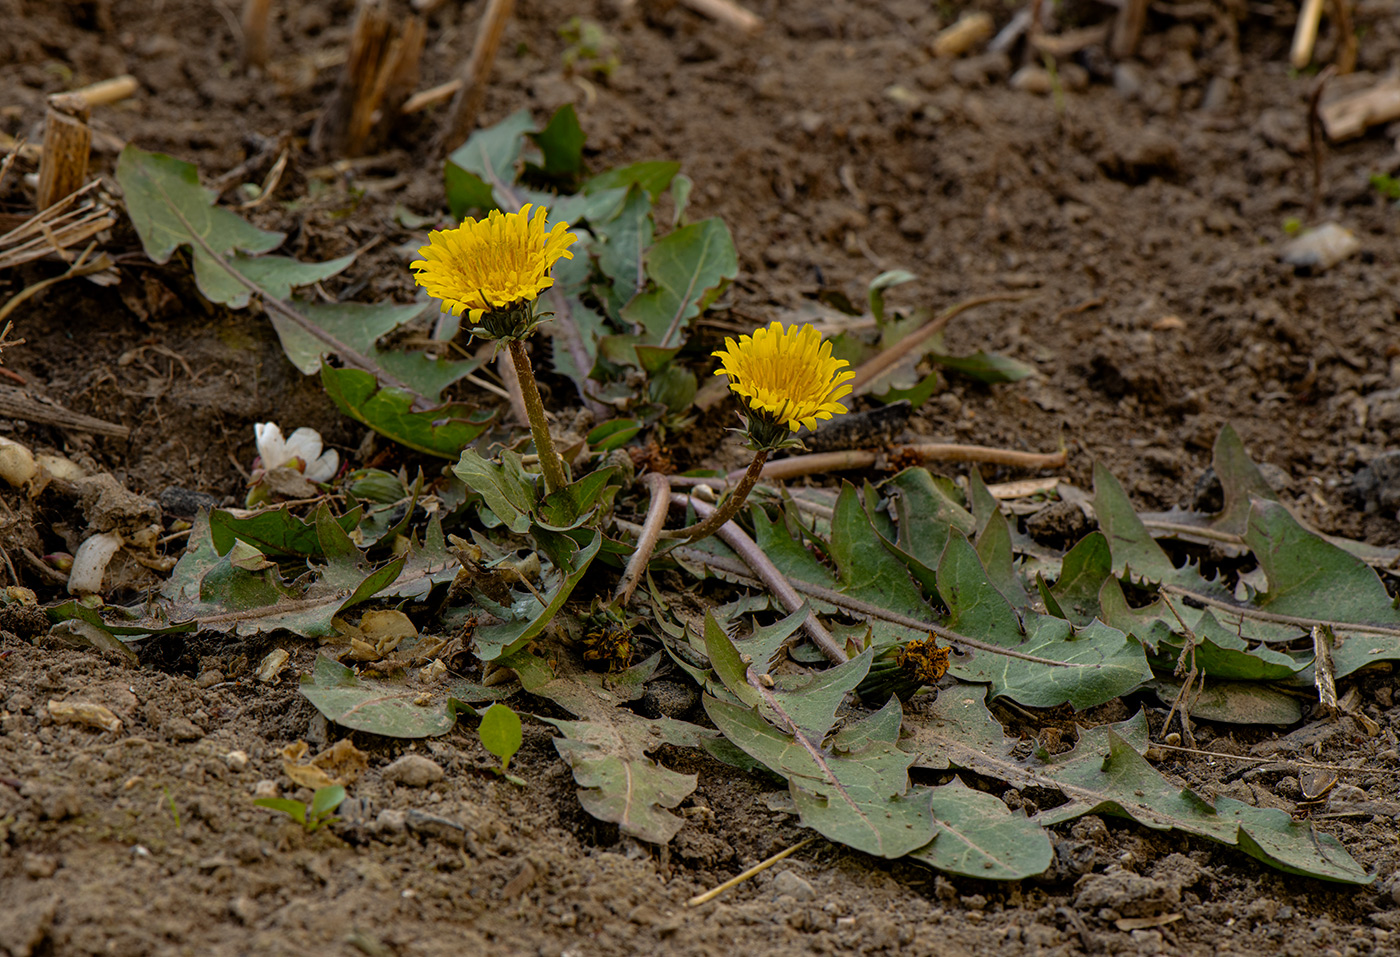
[[383, 754, 444, 787]]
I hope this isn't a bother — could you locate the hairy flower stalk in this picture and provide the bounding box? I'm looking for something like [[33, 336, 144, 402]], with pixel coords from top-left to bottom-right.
[[412, 205, 577, 492], [663, 321, 853, 543]]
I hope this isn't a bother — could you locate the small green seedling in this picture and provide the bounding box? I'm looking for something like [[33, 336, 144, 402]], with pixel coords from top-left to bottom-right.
[[479, 703, 525, 785], [1370, 173, 1400, 202], [255, 784, 346, 832], [164, 786, 181, 828]]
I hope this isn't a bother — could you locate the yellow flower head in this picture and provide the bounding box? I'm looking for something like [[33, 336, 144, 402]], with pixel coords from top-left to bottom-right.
[[411, 203, 578, 327], [712, 322, 854, 437]]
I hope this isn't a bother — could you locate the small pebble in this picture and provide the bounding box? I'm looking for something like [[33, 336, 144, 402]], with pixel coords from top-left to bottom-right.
[[163, 716, 202, 741], [1010, 65, 1053, 95], [252, 779, 279, 799], [228, 895, 259, 925], [196, 669, 224, 689], [771, 869, 816, 901], [224, 750, 249, 771], [23, 854, 57, 879], [383, 754, 444, 788], [1280, 222, 1360, 270], [375, 808, 408, 833]]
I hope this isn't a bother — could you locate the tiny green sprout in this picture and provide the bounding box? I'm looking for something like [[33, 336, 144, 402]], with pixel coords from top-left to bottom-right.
[[255, 784, 347, 832], [559, 17, 620, 78], [479, 703, 525, 785], [1370, 173, 1400, 201], [1283, 217, 1303, 236], [164, 786, 181, 828]]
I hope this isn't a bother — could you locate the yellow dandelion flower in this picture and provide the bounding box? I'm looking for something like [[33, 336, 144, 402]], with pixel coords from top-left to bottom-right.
[[411, 203, 578, 326], [713, 321, 854, 435]]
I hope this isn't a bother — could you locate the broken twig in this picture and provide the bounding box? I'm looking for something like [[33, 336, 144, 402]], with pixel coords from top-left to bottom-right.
[[440, 0, 515, 153], [686, 837, 816, 907]]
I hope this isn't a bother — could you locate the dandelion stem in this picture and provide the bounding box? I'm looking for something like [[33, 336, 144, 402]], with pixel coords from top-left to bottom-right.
[[660, 450, 769, 543], [507, 339, 567, 495]]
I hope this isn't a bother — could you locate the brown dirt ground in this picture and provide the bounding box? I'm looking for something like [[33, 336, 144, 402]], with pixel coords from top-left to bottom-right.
[[3, 0, 1400, 954]]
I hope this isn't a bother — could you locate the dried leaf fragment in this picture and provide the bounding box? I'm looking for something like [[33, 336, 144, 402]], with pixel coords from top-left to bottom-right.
[[48, 699, 122, 733]]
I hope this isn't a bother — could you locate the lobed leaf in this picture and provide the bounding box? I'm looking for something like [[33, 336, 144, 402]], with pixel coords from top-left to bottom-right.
[[322, 366, 496, 459], [300, 655, 471, 738], [620, 218, 738, 347], [908, 778, 1053, 880]]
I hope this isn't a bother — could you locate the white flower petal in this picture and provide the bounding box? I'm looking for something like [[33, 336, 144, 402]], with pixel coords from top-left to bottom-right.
[[283, 427, 325, 468], [68, 531, 124, 595], [303, 449, 339, 484], [254, 422, 287, 467]]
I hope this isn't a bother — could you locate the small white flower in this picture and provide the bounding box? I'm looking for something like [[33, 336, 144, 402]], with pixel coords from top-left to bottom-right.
[[253, 422, 339, 483]]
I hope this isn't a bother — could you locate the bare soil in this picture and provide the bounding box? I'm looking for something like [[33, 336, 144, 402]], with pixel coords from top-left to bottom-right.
[[2, 0, 1400, 954]]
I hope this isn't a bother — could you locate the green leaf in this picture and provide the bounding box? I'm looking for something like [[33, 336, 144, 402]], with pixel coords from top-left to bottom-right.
[[536, 667, 711, 843], [1099, 579, 1307, 681], [902, 686, 1034, 781], [381, 512, 459, 601], [1047, 532, 1114, 626], [736, 603, 811, 676], [826, 483, 931, 644], [527, 103, 586, 182], [451, 449, 536, 534], [702, 619, 936, 857], [872, 370, 944, 409], [1210, 423, 1282, 535], [868, 270, 917, 327], [164, 506, 405, 639], [1034, 723, 1369, 884], [537, 468, 618, 531], [620, 218, 738, 347], [1093, 461, 1227, 597], [586, 418, 643, 452], [584, 161, 679, 202], [670, 173, 692, 226], [479, 703, 523, 771], [300, 655, 471, 738], [270, 300, 484, 401], [1241, 499, 1400, 677], [309, 785, 347, 818], [908, 778, 1053, 880], [901, 690, 1369, 883], [702, 611, 760, 707], [444, 109, 534, 219], [321, 366, 496, 459], [254, 798, 307, 823], [927, 350, 1035, 384], [1149, 676, 1303, 725], [751, 506, 841, 594], [940, 531, 1151, 709], [474, 531, 603, 660], [268, 299, 420, 371], [704, 611, 874, 742], [117, 145, 283, 307], [209, 506, 361, 559], [975, 506, 1031, 610], [882, 467, 975, 587], [830, 483, 930, 620], [706, 694, 936, 858], [47, 598, 192, 640], [232, 252, 354, 301]]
